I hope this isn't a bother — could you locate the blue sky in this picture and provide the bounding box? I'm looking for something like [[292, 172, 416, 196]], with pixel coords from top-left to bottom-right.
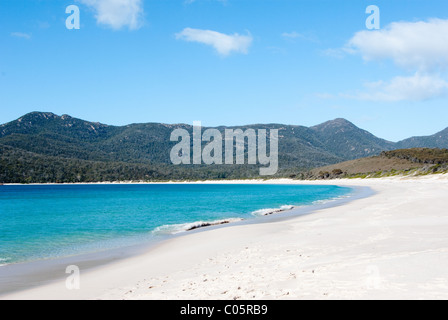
[[1, 0, 448, 141]]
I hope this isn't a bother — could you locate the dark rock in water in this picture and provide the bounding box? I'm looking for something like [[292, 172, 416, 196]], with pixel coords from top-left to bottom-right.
[[186, 220, 233, 232]]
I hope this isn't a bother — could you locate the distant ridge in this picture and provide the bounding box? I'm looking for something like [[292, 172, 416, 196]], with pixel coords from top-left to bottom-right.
[[397, 128, 448, 149], [1, 112, 447, 183]]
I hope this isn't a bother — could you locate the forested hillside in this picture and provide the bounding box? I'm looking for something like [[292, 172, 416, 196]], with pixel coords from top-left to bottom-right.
[[1, 112, 447, 183]]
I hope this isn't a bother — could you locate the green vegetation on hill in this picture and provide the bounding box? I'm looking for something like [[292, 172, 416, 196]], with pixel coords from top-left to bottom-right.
[[397, 128, 448, 149], [306, 148, 448, 180], [1, 112, 447, 183], [381, 148, 448, 165], [0, 144, 277, 183], [310, 118, 395, 159]]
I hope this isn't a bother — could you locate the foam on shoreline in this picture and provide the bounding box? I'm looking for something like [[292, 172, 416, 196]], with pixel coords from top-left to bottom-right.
[[251, 205, 296, 216], [0, 258, 10, 268], [152, 218, 245, 235]]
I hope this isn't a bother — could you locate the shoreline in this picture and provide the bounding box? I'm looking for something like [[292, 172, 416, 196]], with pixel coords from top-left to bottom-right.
[[2, 175, 448, 299], [0, 183, 364, 297], [2, 179, 299, 186], [3, 172, 448, 186]]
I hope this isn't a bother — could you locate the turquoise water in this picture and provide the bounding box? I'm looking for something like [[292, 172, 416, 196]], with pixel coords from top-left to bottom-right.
[[0, 184, 352, 266]]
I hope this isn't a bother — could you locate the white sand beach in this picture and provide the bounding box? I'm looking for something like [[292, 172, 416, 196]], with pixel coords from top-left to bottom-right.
[[2, 175, 448, 300]]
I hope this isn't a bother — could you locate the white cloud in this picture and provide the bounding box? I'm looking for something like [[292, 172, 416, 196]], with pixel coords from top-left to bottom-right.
[[79, 0, 144, 30], [324, 18, 448, 102], [175, 28, 253, 56], [11, 32, 31, 40], [347, 18, 448, 72], [343, 73, 448, 102]]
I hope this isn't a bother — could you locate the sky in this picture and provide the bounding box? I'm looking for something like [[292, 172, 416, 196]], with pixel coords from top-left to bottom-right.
[[1, 0, 448, 142]]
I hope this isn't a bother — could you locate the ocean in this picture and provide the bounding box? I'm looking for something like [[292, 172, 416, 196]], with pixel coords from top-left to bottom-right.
[[0, 184, 352, 266]]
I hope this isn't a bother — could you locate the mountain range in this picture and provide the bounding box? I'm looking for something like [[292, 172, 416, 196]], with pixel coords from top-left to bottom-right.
[[1, 112, 447, 183]]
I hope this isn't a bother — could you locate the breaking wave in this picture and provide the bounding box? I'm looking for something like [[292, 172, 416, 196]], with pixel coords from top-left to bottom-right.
[[251, 205, 296, 216], [0, 257, 11, 267], [312, 194, 352, 205], [251, 194, 353, 217], [152, 218, 244, 235]]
